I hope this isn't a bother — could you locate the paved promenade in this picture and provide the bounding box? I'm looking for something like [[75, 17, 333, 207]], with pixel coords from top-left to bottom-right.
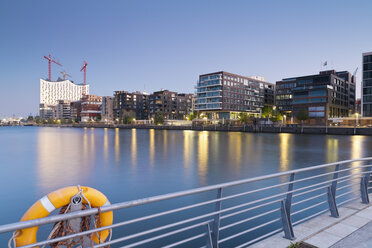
[[251, 198, 372, 248]]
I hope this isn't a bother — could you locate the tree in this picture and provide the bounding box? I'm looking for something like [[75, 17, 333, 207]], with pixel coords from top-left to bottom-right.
[[238, 112, 250, 124], [154, 112, 164, 125], [47, 117, 55, 124], [122, 114, 134, 124], [188, 112, 197, 121], [296, 110, 309, 122], [261, 106, 274, 118], [61, 118, 66, 124], [35, 116, 42, 124], [68, 119, 73, 124], [270, 112, 283, 122], [27, 116, 34, 121]]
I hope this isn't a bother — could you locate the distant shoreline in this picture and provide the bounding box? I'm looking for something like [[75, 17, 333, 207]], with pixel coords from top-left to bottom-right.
[[9, 123, 372, 136]]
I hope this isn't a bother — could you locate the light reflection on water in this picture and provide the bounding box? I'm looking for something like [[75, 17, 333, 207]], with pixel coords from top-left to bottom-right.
[[0, 127, 371, 226]]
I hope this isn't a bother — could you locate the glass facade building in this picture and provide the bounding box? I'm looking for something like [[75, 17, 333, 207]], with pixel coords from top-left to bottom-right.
[[363, 52, 372, 116], [195, 71, 275, 119], [276, 70, 356, 124]]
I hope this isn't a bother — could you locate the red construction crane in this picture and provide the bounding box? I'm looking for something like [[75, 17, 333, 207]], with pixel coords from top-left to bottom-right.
[[60, 70, 72, 80], [80, 61, 88, 96], [43, 54, 62, 81]]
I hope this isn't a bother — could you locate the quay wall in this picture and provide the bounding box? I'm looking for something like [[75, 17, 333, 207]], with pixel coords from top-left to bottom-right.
[[29, 124, 372, 136]]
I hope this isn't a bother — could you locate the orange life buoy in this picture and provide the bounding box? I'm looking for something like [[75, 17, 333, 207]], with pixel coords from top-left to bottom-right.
[[15, 186, 113, 247]]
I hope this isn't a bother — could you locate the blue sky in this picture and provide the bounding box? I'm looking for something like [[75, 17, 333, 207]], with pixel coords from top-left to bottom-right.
[[0, 0, 371, 118]]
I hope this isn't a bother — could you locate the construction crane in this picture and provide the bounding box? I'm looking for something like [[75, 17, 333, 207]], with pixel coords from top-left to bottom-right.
[[60, 70, 72, 80], [352, 67, 358, 83], [43, 54, 62, 81], [80, 61, 88, 96]]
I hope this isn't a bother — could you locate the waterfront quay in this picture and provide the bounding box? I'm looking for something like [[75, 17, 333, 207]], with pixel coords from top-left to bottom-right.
[[32, 123, 372, 136]]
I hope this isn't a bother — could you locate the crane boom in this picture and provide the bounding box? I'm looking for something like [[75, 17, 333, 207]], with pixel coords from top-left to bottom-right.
[[43, 54, 62, 80]]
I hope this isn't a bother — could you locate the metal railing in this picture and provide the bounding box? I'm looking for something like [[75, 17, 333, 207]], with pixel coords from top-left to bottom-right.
[[1, 158, 372, 247]]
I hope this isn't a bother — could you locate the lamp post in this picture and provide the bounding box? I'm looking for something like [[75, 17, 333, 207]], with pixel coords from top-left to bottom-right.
[[354, 113, 359, 135]]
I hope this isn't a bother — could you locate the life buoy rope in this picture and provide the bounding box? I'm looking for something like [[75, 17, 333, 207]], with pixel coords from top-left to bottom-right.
[[9, 186, 113, 248]]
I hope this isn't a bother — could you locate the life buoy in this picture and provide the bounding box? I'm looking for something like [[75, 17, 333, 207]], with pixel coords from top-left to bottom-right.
[[15, 186, 113, 247]]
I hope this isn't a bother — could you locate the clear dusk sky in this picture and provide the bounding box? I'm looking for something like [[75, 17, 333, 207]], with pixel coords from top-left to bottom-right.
[[0, 0, 371, 118]]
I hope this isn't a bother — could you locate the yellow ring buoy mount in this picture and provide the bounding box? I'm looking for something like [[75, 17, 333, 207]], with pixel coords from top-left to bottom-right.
[[14, 186, 113, 247]]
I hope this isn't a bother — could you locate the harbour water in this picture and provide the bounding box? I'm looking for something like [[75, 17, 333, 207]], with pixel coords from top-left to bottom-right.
[[0, 126, 371, 245]]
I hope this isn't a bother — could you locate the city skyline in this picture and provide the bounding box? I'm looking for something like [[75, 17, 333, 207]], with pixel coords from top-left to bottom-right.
[[1, 0, 372, 118]]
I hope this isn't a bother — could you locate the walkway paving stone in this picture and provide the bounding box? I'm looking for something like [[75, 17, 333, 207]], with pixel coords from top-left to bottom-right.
[[250, 198, 372, 248]]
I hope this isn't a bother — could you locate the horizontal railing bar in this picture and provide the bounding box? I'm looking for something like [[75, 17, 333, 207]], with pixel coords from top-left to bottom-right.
[[292, 184, 328, 199], [337, 182, 360, 191], [2, 159, 371, 234], [336, 190, 360, 199], [20, 218, 212, 248], [2, 162, 371, 234], [291, 172, 368, 198], [292, 208, 329, 226], [219, 218, 281, 243], [235, 227, 283, 248], [9, 172, 366, 241], [291, 200, 328, 216], [162, 233, 206, 248], [337, 176, 361, 185], [220, 208, 279, 231], [221, 198, 282, 220], [292, 192, 327, 207], [10, 183, 371, 247], [103, 221, 211, 248], [290, 173, 363, 203], [219, 173, 363, 221], [337, 196, 361, 206]]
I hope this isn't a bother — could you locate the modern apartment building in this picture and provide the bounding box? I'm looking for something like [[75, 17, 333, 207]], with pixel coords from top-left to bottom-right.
[[55, 100, 72, 120], [149, 90, 193, 120], [101, 96, 114, 122], [177, 93, 194, 118], [39, 78, 88, 118], [363, 52, 372, 116], [80, 95, 102, 122], [195, 71, 275, 119], [276, 70, 356, 124], [113, 91, 149, 121]]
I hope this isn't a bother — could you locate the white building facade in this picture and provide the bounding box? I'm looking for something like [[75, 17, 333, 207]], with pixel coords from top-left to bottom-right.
[[39, 79, 89, 119]]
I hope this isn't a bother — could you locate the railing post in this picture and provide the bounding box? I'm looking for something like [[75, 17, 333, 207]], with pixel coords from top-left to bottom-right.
[[327, 164, 340, 218], [205, 223, 213, 248], [281, 173, 295, 240], [211, 188, 222, 248], [361, 166, 372, 204]]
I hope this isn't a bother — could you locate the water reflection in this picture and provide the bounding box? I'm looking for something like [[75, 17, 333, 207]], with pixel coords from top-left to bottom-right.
[[350, 135, 365, 176], [5, 127, 372, 223], [326, 138, 339, 164], [115, 128, 120, 163], [163, 130, 168, 159], [279, 133, 291, 172], [183, 131, 193, 170], [103, 128, 108, 163], [149, 129, 155, 167], [197, 131, 209, 185], [131, 129, 137, 167], [37, 129, 87, 191], [228, 133, 242, 172]]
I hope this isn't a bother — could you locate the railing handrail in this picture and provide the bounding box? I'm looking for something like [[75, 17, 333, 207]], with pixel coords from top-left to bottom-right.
[[1, 157, 371, 235]]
